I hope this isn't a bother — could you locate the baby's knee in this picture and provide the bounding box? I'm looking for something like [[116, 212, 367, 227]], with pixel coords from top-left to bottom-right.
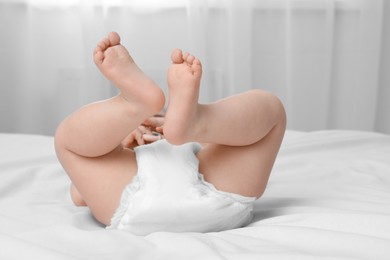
[[254, 89, 286, 122]]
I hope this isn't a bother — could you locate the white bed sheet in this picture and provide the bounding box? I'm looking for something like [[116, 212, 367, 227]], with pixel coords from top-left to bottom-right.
[[0, 130, 389, 259]]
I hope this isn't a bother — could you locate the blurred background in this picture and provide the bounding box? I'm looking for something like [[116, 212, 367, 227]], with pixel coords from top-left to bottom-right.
[[0, 0, 389, 136]]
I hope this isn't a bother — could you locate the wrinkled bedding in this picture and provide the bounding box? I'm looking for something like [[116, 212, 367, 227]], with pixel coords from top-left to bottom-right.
[[1, 130, 389, 259]]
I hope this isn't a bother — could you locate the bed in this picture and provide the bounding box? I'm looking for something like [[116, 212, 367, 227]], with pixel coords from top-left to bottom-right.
[[1, 130, 389, 259]]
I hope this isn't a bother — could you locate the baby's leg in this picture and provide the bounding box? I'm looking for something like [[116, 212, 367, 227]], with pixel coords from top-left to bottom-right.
[[58, 32, 165, 157], [70, 184, 87, 206], [164, 50, 286, 198], [55, 32, 165, 224]]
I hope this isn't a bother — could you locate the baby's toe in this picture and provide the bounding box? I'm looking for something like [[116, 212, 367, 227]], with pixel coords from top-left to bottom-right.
[[171, 48, 184, 64], [186, 54, 195, 65], [97, 37, 109, 50], [108, 31, 121, 46], [93, 49, 104, 65], [192, 58, 202, 76]]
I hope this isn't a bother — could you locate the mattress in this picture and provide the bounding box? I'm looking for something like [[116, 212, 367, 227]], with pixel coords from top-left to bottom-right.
[[0, 130, 389, 259]]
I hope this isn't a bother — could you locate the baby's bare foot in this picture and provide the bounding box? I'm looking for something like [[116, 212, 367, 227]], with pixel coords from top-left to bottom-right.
[[164, 49, 203, 144], [94, 32, 164, 114]]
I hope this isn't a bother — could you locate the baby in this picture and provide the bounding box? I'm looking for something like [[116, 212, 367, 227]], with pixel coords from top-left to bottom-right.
[[55, 32, 286, 235]]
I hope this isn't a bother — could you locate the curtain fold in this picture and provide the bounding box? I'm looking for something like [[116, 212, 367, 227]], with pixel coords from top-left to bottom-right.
[[0, 0, 389, 135]]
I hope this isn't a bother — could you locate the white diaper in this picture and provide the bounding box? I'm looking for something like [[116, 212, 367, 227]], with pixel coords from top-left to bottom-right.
[[107, 139, 255, 235]]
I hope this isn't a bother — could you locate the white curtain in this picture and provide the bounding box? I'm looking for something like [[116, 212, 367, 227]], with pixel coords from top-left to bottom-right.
[[0, 0, 389, 135]]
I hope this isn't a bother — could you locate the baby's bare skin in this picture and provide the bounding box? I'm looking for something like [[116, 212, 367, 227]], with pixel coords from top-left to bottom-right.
[[93, 32, 165, 115], [164, 49, 203, 144], [55, 32, 286, 226]]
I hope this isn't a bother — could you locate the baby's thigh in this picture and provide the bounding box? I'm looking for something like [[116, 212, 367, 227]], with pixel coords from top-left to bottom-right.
[[197, 143, 272, 198], [198, 120, 284, 198], [57, 145, 137, 225], [70, 184, 87, 206]]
